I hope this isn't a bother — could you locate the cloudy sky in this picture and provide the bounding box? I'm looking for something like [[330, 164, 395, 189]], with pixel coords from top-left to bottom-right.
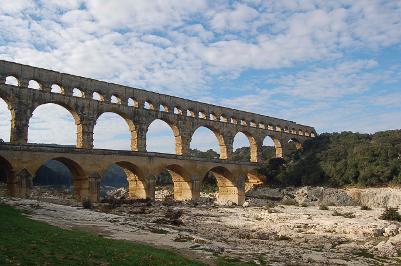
[[0, 0, 400, 153]]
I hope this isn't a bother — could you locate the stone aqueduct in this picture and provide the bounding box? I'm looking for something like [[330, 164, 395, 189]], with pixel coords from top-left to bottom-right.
[[0, 60, 316, 205]]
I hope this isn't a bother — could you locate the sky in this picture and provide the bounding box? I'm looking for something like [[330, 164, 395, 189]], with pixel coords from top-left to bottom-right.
[[0, 0, 400, 153]]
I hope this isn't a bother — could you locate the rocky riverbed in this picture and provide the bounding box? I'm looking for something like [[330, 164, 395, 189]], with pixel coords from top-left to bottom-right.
[[2, 185, 401, 265]]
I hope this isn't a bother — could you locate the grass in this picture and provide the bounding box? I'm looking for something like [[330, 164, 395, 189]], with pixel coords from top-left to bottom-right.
[[0, 204, 202, 266]]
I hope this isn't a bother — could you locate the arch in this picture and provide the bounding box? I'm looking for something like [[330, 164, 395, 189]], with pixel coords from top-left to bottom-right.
[[204, 166, 243, 205], [51, 84, 64, 94], [198, 111, 206, 119], [249, 121, 257, 128], [93, 91, 105, 101], [258, 123, 265, 129], [161, 164, 193, 201], [0, 155, 13, 184], [230, 117, 238, 124], [34, 157, 86, 201], [174, 107, 183, 115], [263, 135, 283, 158], [298, 129, 304, 136], [72, 88, 85, 97], [240, 119, 247, 126], [0, 97, 11, 142], [220, 115, 228, 123], [159, 104, 169, 112], [190, 126, 226, 159], [108, 161, 151, 200], [232, 131, 258, 162], [246, 169, 265, 192], [94, 112, 136, 151], [28, 103, 80, 146], [209, 113, 217, 121], [5, 76, 19, 86], [28, 80, 41, 90], [128, 98, 138, 107], [146, 119, 182, 155], [288, 138, 302, 150], [186, 109, 195, 117], [144, 100, 155, 110], [111, 95, 121, 104]]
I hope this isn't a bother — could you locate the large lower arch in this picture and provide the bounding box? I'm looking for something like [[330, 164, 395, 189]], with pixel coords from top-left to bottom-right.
[[232, 131, 258, 162], [33, 157, 87, 201], [28, 103, 80, 146], [94, 112, 136, 151], [158, 164, 195, 201], [0, 156, 14, 195], [0, 97, 11, 142], [111, 161, 153, 200], [204, 166, 244, 205], [190, 126, 227, 159], [146, 119, 182, 155]]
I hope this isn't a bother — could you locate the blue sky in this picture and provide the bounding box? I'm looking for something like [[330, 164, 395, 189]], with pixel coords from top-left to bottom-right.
[[0, 0, 400, 153]]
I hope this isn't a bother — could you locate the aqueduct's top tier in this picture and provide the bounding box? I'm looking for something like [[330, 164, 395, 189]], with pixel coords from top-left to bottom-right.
[[0, 60, 316, 163]]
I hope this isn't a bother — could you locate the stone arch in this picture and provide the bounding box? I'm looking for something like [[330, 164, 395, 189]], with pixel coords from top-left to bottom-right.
[[144, 100, 155, 110], [94, 111, 137, 151], [5, 76, 19, 86], [191, 125, 227, 159], [157, 164, 194, 201], [72, 88, 85, 97], [0, 96, 11, 142], [112, 161, 152, 200], [28, 102, 81, 146], [173, 107, 183, 115], [246, 168, 265, 192], [111, 95, 122, 104], [93, 91, 105, 101], [34, 157, 87, 201], [288, 137, 302, 150], [0, 155, 14, 184], [146, 118, 182, 155], [263, 135, 283, 158], [159, 103, 169, 112], [51, 84, 64, 94], [28, 80, 41, 90], [128, 97, 138, 107], [233, 131, 258, 162], [205, 166, 243, 205]]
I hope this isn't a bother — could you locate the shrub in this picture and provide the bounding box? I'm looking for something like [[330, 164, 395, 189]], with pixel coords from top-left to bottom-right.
[[332, 210, 355, 218], [379, 207, 401, 222], [82, 199, 93, 209], [282, 198, 297, 206], [360, 205, 372, 210], [319, 204, 329, 210]]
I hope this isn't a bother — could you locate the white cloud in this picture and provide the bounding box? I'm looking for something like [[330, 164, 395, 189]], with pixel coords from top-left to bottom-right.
[[1, 0, 401, 148]]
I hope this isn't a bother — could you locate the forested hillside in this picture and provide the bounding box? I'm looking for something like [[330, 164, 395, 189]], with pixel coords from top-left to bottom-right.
[[262, 130, 401, 187]]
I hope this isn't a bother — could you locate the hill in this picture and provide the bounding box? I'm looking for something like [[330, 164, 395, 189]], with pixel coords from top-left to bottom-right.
[[261, 130, 401, 187]]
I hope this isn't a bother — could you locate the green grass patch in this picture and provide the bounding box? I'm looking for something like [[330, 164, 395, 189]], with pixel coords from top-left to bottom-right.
[[0, 204, 203, 266]]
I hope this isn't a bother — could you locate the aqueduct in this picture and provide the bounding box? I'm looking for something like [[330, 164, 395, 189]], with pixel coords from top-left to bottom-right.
[[0, 60, 316, 205]]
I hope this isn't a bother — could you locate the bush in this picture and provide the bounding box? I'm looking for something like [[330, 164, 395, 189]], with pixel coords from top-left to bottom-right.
[[281, 198, 297, 206], [360, 205, 372, 210], [319, 204, 329, 210], [332, 210, 355, 218], [82, 199, 93, 209], [379, 207, 401, 222]]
